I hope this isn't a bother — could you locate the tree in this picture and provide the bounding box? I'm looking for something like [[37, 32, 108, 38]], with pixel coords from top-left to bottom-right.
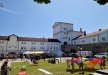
[[34, 0, 108, 5], [34, 0, 51, 4], [94, 0, 108, 5]]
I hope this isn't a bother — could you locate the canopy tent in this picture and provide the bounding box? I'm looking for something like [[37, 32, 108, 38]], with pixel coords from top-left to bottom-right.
[[23, 51, 45, 55]]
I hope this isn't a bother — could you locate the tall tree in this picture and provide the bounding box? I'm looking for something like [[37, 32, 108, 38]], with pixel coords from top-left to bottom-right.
[[34, 0, 108, 5]]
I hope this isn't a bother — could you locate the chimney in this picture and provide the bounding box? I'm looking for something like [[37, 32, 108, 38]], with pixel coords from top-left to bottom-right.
[[80, 28, 82, 32], [99, 29, 102, 31], [84, 31, 86, 36]]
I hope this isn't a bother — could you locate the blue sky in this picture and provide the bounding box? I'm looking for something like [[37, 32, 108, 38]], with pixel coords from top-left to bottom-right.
[[0, 0, 108, 38]]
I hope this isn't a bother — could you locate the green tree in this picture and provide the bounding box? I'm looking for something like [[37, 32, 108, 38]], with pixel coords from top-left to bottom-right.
[[34, 0, 108, 5], [34, 0, 51, 4], [94, 0, 108, 5]]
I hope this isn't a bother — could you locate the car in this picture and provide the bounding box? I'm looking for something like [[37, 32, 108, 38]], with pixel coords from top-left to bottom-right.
[[94, 52, 108, 58]]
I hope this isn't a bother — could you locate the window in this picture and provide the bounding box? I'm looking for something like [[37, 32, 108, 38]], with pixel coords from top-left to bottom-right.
[[2, 42, 4, 44], [24, 47, 26, 50], [64, 28, 66, 30], [40, 42, 42, 45], [51, 43, 53, 45], [31, 42, 35, 45], [92, 38, 96, 42], [24, 42, 26, 44], [69, 37, 70, 41], [54, 47, 55, 50], [21, 47, 23, 50], [0, 42, 4, 44], [102, 37, 105, 41], [22, 42, 26, 44], [31, 47, 33, 50], [81, 40, 85, 43], [74, 41, 76, 44]]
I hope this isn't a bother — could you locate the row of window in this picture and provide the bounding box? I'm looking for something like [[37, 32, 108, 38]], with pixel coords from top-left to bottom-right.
[[20, 46, 58, 50], [21, 42, 58, 45], [74, 37, 106, 44], [0, 42, 4, 44]]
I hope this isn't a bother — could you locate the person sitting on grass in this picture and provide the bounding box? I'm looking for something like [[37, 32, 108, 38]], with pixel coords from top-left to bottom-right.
[[19, 66, 27, 75], [32, 58, 38, 66]]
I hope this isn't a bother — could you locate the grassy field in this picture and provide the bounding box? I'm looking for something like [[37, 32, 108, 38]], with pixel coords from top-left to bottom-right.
[[9, 60, 108, 75]]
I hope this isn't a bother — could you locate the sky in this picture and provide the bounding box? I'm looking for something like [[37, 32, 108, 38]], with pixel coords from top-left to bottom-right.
[[0, 0, 108, 38]]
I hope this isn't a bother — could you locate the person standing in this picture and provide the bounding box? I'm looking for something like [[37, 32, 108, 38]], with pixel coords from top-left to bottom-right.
[[100, 56, 106, 69], [1, 60, 9, 75], [71, 57, 74, 73], [79, 57, 84, 74]]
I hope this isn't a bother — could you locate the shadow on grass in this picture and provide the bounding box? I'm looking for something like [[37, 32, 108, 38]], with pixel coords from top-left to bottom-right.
[[66, 68, 99, 74]]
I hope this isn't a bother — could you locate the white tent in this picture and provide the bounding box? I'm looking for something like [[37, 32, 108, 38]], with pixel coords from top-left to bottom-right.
[[23, 51, 31, 54], [23, 51, 45, 55]]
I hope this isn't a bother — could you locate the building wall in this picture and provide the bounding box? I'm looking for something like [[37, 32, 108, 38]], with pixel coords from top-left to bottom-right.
[[0, 35, 61, 56], [0, 40, 7, 54], [99, 29, 108, 42], [72, 29, 108, 45], [73, 35, 99, 45], [7, 35, 18, 51], [53, 22, 83, 45]]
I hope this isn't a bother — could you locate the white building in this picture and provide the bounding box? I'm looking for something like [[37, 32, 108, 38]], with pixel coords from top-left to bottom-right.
[[0, 34, 61, 56], [72, 29, 108, 45], [53, 22, 83, 45]]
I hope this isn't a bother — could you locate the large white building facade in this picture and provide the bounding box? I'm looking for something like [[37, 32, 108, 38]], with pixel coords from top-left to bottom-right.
[[0, 34, 61, 56], [72, 29, 108, 45], [1, 22, 108, 57], [53, 22, 84, 45]]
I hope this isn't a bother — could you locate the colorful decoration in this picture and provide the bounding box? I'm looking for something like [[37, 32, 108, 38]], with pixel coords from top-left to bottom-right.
[[65, 57, 102, 68]]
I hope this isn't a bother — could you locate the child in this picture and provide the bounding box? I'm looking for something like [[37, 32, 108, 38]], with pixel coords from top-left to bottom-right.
[[66, 59, 70, 70], [19, 66, 27, 75]]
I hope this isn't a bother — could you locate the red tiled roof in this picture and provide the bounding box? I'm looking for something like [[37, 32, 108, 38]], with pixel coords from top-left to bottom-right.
[[0, 36, 8, 40], [18, 37, 48, 42], [0, 35, 60, 42]]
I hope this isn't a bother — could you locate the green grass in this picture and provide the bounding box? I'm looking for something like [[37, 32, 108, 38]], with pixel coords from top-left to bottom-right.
[[9, 60, 108, 75]]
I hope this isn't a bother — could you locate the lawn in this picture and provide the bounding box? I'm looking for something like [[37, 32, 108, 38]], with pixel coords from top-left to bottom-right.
[[9, 60, 108, 75]]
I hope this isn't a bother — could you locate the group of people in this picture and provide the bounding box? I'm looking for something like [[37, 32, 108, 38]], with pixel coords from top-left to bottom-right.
[[66, 56, 106, 74], [67, 57, 84, 73]]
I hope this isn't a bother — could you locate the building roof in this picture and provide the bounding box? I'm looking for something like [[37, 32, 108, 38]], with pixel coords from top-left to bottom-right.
[[18, 37, 48, 42], [78, 29, 108, 39], [0, 36, 8, 40], [48, 39, 61, 42], [0, 35, 60, 42], [53, 22, 73, 28], [68, 30, 83, 33]]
